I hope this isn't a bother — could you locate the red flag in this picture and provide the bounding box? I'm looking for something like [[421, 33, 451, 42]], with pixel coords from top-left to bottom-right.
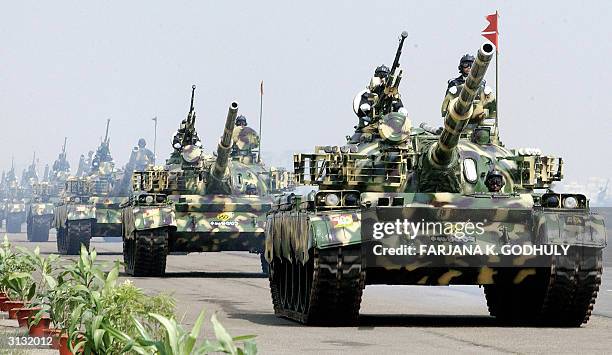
[[482, 11, 499, 52], [482, 32, 498, 49], [483, 13, 498, 33], [260, 80, 264, 96]]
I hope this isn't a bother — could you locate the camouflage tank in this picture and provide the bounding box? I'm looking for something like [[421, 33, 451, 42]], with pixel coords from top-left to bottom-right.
[[53, 121, 128, 254], [54, 177, 94, 253], [265, 34, 606, 326], [122, 86, 287, 276], [21, 151, 53, 242], [26, 182, 55, 242], [30, 138, 72, 242], [3, 159, 26, 233]]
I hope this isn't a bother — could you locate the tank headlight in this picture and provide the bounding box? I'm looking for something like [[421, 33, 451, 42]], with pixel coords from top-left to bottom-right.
[[542, 194, 560, 208], [343, 192, 360, 207], [563, 196, 578, 209], [74, 197, 81, 203], [145, 195, 154, 204], [155, 195, 166, 203], [324, 193, 340, 207]]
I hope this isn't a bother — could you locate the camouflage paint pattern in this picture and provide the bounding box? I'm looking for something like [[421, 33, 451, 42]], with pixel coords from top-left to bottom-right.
[[53, 203, 95, 229], [28, 202, 54, 217], [6, 202, 26, 214]]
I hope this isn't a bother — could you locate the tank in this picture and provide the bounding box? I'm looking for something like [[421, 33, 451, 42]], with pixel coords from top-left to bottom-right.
[[264, 34, 606, 326], [26, 181, 55, 242], [53, 121, 128, 254], [23, 151, 55, 242], [121, 86, 290, 276], [2, 159, 26, 233]]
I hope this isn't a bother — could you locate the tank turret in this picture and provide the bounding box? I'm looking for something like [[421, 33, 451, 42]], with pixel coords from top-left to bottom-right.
[[417, 42, 494, 192], [206, 101, 239, 194]]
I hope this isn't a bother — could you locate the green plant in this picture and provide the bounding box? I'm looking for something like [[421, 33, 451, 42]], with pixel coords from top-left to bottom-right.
[[19, 246, 60, 297], [3, 272, 35, 302], [99, 280, 175, 353], [0, 236, 36, 301], [116, 311, 257, 355], [31, 245, 115, 351]]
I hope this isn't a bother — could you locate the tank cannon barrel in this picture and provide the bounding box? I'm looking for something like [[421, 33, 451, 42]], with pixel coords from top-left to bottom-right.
[[210, 101, 239, 186], [430, 42, 495, 166]]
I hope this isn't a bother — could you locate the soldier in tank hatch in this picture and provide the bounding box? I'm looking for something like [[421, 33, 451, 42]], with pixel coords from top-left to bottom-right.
[[441, 53, 496, 121], [231, 115, 260, 163], [485, 170, 505, 193], [354, 64, 406, 131], [129, 138, 155, 171]]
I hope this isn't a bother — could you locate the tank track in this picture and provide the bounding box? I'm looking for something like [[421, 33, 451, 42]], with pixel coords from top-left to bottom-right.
[[269, 245, 365, 325], [27, 215, 51, 242], [57, 220, 92, 255], [259, 253, 269, 276], [124, 228, 168, 277], [6, 214, 22, 233], [484, 246, 602, 327]]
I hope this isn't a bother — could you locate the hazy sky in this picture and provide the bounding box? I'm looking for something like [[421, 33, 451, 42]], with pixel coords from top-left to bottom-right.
[[1, 1, 610, 185]]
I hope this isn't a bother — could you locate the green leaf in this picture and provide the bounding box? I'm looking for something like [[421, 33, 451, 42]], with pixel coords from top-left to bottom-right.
[[243, 340, 258, 355], [190, 310, 206, 339], [44, 275, 57, 289], [93, 328, 106, 350], [232, 335, 257, 341], [211, 313, 237, 354], [150, 313, 180, 354], [105, 265, 119, 289], [26, 283, 36, 301]]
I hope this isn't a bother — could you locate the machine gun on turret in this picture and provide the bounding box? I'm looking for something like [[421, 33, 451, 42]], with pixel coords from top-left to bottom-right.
[[351, 32, 409, 139], [173, 85, 201, 150], [377, 31, 408, 116]]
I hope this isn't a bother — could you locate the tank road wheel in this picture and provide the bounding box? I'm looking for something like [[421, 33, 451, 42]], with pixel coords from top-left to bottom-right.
[[6, 215, 22, 233], [58, 220, 92, 255], [27, 216, 50, 242], [484, 247, 602, 327], [124, 229, 169, 277], [269, 245, 365, 325]]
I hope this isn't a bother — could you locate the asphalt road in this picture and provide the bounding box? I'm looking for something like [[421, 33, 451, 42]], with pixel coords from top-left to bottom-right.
[[3, 227, 612, 354]]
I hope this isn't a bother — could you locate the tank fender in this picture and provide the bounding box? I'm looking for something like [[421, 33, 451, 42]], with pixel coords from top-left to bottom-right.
[[534, 210, 606, 247], [124, 206, 175, 237]]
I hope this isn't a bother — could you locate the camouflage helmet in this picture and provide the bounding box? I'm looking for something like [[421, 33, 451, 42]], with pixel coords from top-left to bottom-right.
[[374, 64, 390, 78], [235, 115, 247, 127], [458, 54, 475, 72], [138, 138, 146, 148], [485, 170, 505, 192]]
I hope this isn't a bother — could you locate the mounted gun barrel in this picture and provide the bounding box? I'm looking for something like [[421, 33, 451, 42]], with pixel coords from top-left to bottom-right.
[[207, 102, 239, 194], [429, 42, 495, 166]]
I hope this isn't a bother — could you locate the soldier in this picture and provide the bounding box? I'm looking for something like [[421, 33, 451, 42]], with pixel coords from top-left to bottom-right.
[[441, 54, 480, 117], [52, 152, 70, 173], [235, 115, 248, 127], [355, 65, 405, 121], [231, 115, 260, 161], [485, 170, 505, 193], [441, 54, 494, 119], [76, 151, 93, 177], [449, 54, 475, 89], [128, 138, 155, 171]]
